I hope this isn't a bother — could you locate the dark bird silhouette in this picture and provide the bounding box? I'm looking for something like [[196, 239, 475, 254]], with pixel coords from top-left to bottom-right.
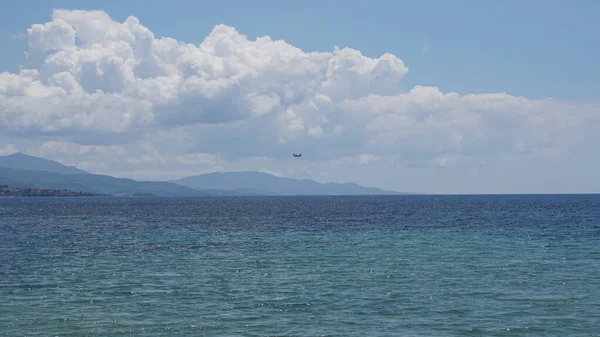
[[293, 153, 302, 157]]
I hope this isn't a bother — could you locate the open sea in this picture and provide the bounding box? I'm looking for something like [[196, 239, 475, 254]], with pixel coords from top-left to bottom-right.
[[1, 195, 599, 336]]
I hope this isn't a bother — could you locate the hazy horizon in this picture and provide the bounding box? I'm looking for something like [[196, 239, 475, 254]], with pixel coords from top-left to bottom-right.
[[1, 0, 599, 194]]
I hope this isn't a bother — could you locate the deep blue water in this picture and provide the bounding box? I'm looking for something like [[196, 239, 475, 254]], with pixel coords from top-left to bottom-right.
[[1, 195, 599, 336]]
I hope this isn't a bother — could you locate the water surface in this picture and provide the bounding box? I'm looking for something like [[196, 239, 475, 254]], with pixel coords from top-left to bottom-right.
[[1, 195, 599, 336]]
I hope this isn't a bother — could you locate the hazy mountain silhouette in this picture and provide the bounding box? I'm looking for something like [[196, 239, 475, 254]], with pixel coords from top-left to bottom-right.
[[0, 153, 213, 196], [174, 171, 406, 195], [0, 153, 410, 196], [0, 153, 89, 175], [0, 167, 211, 197]]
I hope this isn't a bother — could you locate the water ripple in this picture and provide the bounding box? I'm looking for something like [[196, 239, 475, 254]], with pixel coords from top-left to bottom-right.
[[1, 195, 599, 336]]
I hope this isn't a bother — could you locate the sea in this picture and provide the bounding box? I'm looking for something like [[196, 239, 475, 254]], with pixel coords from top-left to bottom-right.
[[0, 195, 599, 336]]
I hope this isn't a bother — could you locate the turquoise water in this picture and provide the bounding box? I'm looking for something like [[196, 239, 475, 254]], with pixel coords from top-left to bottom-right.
[[1, 195, 599, 336]]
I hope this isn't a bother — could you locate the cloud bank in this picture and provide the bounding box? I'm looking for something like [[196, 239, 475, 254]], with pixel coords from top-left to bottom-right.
[[1, 9, 599, 192]]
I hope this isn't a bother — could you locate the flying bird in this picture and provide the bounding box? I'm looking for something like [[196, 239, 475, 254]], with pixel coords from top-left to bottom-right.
[[293, 153, 302, 157]]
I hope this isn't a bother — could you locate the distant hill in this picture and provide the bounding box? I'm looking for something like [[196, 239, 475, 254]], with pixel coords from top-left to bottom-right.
[[0, 153, 89, 175], [174, 171, 407, 196], [0, 153, 410, 196], [0, 167, 210, 197]]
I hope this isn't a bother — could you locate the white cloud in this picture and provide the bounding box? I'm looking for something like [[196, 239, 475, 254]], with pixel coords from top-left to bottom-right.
[[1, 9, 599, 193], [307, 125, 323, 138], [0, 144, 17, 156], [125, 154, 161, 166], [258, 168, 283, 177], [175, 153, 225, 166], [1, 9, 408, 138], [76, 160, 110, 171], [29, 140, 127, 157], [330, 154, 380, 166]]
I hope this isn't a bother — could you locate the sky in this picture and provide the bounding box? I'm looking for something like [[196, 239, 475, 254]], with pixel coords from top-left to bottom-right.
[[0, 0, 599, 194]]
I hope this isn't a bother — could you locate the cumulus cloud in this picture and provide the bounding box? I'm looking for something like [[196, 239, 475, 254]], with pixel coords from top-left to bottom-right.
[[1, 9, 407, 137], [1, 9, 599, 192]]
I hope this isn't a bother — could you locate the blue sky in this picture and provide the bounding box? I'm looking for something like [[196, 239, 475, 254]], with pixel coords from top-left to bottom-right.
[[0, 0, 599, 193], [2, 0, 598, 101]]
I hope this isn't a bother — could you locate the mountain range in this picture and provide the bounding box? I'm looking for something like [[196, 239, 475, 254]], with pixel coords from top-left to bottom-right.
[[173, 171, 401, 195], [0, 152, 407, 196]]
